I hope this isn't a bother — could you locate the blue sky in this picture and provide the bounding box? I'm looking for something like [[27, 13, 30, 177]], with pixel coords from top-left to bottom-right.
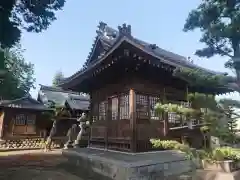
[[20, 0, 238, 99]]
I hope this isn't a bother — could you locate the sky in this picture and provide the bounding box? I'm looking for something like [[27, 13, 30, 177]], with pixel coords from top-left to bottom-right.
[[20, 0, 239, 100]]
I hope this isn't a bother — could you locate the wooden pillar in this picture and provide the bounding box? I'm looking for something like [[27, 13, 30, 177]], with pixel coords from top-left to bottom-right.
[[147, 95, 150, 120], [163, 88, 168, 136], [129, 89, 137, 152], [0, 110, 4, 138], [117, 94, 120, 121], [163, 112, 169, 136], [88, 93, 93, 148], [105, 98, 112, 149]]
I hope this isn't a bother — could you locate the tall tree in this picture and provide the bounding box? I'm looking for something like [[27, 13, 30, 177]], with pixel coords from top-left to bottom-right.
[[183, 0, 240, 80], [52, 70, 64, 86], [0, 0, 66, 81], [0, 44, 35, 100], [0, 0, 66, 48]]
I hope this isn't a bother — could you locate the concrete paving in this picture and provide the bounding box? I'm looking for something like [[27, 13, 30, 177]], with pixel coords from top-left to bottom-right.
[[0, 150, 84, 180]]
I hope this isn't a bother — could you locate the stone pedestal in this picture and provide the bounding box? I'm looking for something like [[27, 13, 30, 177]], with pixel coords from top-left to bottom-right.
[[73, 139, 88, 148], [193, 169, 240, 180], [62, 148, 195, 180], [64, 141, 74, 149]]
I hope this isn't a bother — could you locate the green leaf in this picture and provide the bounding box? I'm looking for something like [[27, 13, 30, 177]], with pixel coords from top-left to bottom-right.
[[184, 0, 240, 76], [0, 44, 35, 99], [0, 0, 66, 48]]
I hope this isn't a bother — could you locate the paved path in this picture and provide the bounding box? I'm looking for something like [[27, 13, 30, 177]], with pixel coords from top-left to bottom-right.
[[0, 150, 84, 180]]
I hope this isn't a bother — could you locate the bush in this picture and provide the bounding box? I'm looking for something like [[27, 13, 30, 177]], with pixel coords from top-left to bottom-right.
[[201, 147, 240, 162], [150, 139, 179, 150], [150, 139, 240, 162], [150, 139, 195, 159]]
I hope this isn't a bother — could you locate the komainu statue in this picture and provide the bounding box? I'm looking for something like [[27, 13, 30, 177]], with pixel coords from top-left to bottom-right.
[[64, 123, 78, 149], [74, 112, 89, 147]]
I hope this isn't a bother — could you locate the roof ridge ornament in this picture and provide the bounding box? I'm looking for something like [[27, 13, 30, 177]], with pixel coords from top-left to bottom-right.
[[118, 23, 131, 37], [96, 21, 107, 35], [149, 44, 158, 50]]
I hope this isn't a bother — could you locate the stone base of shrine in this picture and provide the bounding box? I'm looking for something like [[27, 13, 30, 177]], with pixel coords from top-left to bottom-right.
[[62, 148, 195, 180], [193, 169, 240, 180]]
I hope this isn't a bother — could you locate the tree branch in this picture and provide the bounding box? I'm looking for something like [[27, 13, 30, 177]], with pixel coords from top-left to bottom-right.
[[215, 45, 233, 58]]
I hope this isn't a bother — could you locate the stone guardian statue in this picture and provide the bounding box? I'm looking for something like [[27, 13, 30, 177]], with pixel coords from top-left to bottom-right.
[[74, 112, 88, 147], [64, 123, 78, 149]]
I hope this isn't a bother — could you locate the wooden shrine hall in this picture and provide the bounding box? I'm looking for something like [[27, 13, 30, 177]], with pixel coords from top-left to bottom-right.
[[59, 22, 231, 152]]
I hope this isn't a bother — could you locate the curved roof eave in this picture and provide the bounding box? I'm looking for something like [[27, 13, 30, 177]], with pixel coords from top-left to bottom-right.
[[59, 36, 226, 87]]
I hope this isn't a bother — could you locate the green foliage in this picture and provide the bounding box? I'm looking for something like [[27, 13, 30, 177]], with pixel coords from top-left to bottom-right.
[[150, 139, 179, 149], [173, 68, 234, 88], [52, 71, 64, 86], [200, 126, 210, 133], [155, 103, 197, 117], [0, 45, 35, 99], [47, 101, 70, 119], [200, 147, 240, 162], [151, 139, 240, 162], [155, 92, 240, 145], [155, 102, 202, 122], [184, 0, 240, 78], [150, 139, 195, 160], [184, 0, 239, 58], [217, 99, 240, 143], [0, 0, 66, 48]]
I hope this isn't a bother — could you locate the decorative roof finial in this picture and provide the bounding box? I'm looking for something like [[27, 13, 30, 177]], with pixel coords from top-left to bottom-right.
[[96, 21, 107, 35], [118, 23, 131, 36], [187, 56, 194, 63], [149, 44, 158, 50]]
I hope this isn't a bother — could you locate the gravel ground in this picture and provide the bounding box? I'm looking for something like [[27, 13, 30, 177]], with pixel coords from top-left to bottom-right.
[[0, 150, 84, 180]]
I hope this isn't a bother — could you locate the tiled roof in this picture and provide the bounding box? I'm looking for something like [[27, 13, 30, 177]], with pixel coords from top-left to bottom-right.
[[0, 96, 50, 111], [66, 94, 89, 111], [60, 22, 225, 86], [38, 85, 89, 110], [86, 22, 222, 74]]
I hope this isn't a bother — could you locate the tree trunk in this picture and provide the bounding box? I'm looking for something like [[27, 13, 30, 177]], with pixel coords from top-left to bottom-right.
[[232, 40, 240, 82]]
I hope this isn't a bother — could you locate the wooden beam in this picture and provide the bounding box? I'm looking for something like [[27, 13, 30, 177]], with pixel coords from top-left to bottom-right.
[[129, 89, 137, 152]]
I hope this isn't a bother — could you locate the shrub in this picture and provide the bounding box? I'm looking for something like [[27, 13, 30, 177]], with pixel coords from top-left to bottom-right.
[[150, 139, 240, 162], [203, 147, 240, 162], [150, 139, 195, 159]]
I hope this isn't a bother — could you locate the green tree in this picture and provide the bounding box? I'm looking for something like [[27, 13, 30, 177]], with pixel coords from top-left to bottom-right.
[[52, 70, 64, 86], [0, 44, 35, 100], [0, 0, 66, 81], [218, 99, 240, 143], [183, 0, 240, 80], [0, 0, 66, 48]]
